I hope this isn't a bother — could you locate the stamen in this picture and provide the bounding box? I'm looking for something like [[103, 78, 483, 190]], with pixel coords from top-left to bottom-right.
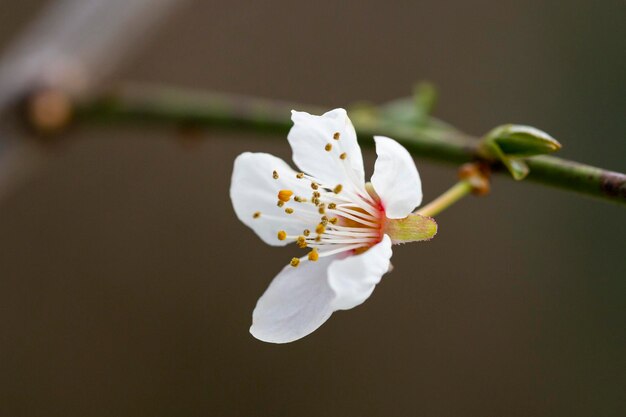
[[252, 211, 261, 219], [328, 224, 380, 234], [329, 209, 379, 228], [323, 229, 379, 237], [313, 237, 376, 245], [332, 206, 378, 222], [325, 143, 333, 152], [340, 152, 347, 160], [278, 189, 294, 202], [264, 164, 385, 258], [316, 243, 366, 258], [333, 132, 340, 140], [334, 197, 379, 217]]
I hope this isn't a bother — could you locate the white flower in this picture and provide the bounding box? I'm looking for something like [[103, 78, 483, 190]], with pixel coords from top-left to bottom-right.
[[230, 108, 436, 343]]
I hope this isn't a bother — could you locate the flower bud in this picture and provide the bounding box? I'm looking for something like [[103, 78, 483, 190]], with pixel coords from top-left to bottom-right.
[[486, 124, 561, 157], [479, 124, 561, 180]]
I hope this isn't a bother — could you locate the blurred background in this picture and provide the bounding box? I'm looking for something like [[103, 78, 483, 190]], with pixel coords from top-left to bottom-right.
[[0, 0, 624, 416]]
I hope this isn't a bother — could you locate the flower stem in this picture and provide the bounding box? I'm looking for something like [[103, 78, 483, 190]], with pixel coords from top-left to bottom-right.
[[416, 180, 474, 217]]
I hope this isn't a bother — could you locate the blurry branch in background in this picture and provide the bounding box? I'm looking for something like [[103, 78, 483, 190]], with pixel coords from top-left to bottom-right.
[[68, 82, 626, 206], [0, 0, 623, 208], [0, 0, 187, 198]]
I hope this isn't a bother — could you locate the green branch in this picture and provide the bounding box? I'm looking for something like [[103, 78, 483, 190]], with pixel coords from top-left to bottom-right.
[[73, 83, 626, 205]]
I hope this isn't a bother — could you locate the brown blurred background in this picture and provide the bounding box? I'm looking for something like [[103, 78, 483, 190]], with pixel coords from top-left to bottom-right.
[[0, 1, 624, 416]]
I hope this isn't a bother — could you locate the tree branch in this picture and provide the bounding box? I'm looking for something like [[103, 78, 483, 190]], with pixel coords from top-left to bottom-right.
[[73, 83, 626, 205]]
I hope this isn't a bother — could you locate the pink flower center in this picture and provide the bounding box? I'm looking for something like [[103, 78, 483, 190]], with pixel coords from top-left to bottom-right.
[[274, 176, 384, 267]]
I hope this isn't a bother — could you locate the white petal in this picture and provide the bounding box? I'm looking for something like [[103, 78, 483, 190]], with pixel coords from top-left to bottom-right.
[[230, 152, 312, 246], [328, 235, 393, 311], [288, 109, 365, 189], [250, 256, 337, 343], [371, 136, 423, 219]]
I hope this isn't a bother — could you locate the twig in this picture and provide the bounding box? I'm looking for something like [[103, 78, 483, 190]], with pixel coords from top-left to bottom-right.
[[0, 0, 187, 201], [73, 83, 626, 205]]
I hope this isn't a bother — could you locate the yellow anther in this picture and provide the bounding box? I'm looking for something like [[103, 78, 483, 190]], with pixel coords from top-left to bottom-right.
[[321, 216, 329, 226], [296, 236, 307, 248], [315, 223, 326, 234], [311, 182, 319, 190], [294, 196, 306, 203], [333, 132, 340, 140], [296, 172, 304, 179], [303, 229, 310, 236], [308, 248, 319, 261], [339, 152, 347, 160], [285, 207, 294, 214], [312, 197, 320, 206], [333, 184, 343, 194], [318, 203, 326, 214], [272, 170, 279, 179], [312, 191, 321, 198], [278, 189, 294, 202], [329, 217, 338, 224], [290, 257, 300, 267], [325, 143, 333, 152], [328, 202, 337, 209], [277, 200, 285, 207], [277, 230, 287, 240], [252, 211, 261, 219], [315, 235, 322, 242]]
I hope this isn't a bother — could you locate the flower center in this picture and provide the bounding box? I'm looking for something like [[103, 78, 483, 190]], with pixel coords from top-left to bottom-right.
[[276, 177, 384, 266], [269, 132, 385, 266]]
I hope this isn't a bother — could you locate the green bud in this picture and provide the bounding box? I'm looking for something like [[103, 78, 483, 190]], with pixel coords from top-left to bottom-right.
[[384, 214, 437, 244], [486, 124, 561, 157], [480, 124, 560, 180]]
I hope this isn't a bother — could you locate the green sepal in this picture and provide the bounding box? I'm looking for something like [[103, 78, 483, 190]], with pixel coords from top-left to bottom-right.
[[482, 140, 530, 180], [503, 157, 530, 181], [384, 214, 438, 244]]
